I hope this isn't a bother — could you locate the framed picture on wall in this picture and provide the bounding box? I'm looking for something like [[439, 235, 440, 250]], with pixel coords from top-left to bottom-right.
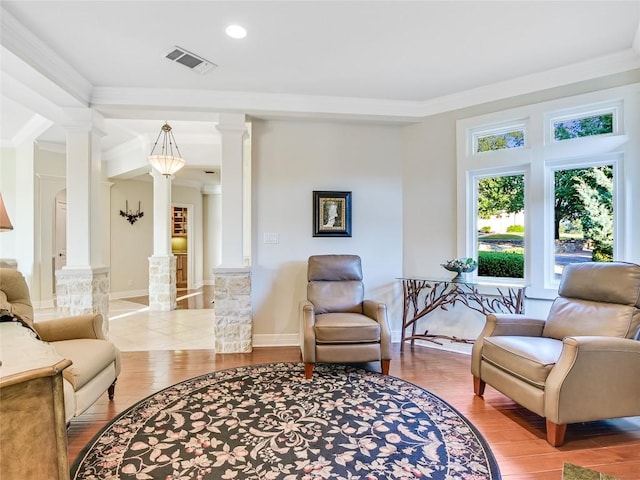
[[313, 191, 352, 237]]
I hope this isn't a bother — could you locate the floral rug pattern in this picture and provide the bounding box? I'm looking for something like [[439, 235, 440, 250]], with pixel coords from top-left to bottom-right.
[[72, 363, 500, 479]]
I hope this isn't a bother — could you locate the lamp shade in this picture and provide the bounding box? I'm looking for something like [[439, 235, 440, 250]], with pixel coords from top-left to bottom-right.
[[0, 193, 13, 231], [148, 155, 185, 177], [148, 122, 185, 177]]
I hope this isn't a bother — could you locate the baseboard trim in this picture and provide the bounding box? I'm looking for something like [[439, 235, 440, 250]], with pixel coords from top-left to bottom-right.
[[252, 333, 299, 348], [110, 289, 148, 300]]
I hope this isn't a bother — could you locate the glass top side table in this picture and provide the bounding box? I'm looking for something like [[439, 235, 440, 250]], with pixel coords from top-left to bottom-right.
[[397, 277, 526, 352]]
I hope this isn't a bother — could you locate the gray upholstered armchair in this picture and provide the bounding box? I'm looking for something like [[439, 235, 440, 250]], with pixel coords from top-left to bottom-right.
[[300, 254, 392, 379], [472, 261, 640, 446]]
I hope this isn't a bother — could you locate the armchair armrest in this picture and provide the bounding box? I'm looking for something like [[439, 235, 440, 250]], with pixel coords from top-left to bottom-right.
[[481, 313, 546, 337], [299, 300, 317, 363], [363, 300, 391, 360], [33, 314, 106, 342], [545, 336, 640, 425]]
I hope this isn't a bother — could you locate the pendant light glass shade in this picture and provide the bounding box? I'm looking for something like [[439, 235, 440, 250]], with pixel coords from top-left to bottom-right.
[[148, 123, 185, 177]]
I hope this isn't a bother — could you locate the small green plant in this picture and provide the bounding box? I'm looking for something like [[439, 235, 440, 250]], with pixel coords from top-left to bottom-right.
[[506, 224, 524, 233], [441, 257, 478, 272], [480, 226, 491, 234]]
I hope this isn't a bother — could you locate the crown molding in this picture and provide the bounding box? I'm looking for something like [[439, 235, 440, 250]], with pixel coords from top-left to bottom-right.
[[90, 87, 423, 123], [415, 49, 640, 118], [91, 49, 639, 122], [0, 7, 92, 106]]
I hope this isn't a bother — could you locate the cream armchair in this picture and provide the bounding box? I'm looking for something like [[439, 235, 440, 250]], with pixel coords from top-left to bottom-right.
[[0, 268, 121, 422], [472, 261, 640, 446], [300, 254, 392, 379]]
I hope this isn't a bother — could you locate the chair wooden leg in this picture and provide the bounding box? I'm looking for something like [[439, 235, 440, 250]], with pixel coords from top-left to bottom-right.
[[381, 359, 390, 375], [473, 376, 486, 396], [107, 379, 117, 400], [546, 420, 567, 447], [304, 363, 314, 379]]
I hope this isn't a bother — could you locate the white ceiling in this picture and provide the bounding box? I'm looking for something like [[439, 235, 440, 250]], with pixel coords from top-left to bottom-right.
[[1, 1, 639, 186]]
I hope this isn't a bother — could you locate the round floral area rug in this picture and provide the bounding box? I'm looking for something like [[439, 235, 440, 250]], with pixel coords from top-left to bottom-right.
[[71, 363, 501, 479]]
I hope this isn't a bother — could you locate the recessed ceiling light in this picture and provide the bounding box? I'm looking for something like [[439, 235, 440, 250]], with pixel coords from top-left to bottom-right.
[[225, 24, 247, 39]]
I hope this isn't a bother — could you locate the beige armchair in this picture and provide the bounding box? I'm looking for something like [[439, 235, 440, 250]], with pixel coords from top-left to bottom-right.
[[300, 254, 392, 379], [472, 261, 640, 446], [0, 268, 121, 422]]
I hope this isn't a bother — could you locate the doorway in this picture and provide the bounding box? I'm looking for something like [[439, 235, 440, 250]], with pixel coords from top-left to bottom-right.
[[171, 204, 192, 290], [53, 190, 67, 295]]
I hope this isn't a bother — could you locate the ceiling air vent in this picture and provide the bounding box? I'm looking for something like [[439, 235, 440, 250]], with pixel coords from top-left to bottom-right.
[[165, 46, 217, 74]]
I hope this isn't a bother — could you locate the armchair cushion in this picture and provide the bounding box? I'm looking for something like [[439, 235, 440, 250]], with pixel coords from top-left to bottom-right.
[[482, 336, 563, 388], [307, 255, 365, 314], [543, 297, 637, 340], [314, 313, 381, 344], [308, 282, 364, 314], [53, 339, 120, 390], [558, 261, 640, 307]]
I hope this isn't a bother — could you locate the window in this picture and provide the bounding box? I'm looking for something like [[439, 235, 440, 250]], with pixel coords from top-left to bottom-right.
[[457, 87, 633, 297], [473, 125, 525, 153], [476, 174, 525, 280], [553, 164, 614, 279], [553, 113, 614, 141]]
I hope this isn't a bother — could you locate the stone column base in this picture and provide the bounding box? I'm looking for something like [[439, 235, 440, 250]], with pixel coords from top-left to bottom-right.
[[55, 266, 110, 335], [213, 268, 252, 353], [149, 255, 177, 311]]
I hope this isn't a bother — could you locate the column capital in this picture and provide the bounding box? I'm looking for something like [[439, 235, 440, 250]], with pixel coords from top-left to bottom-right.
[[202, 184, 221, 195], [215, 113, 247, 136], [61, 107, 107, 137]]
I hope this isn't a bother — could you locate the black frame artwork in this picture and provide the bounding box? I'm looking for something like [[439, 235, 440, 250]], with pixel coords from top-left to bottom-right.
[[313, 191, 352, 237]]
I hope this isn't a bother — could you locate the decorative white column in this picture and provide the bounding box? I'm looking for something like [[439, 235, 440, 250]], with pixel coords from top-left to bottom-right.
[[148, 168, 176, 311], [213, 113, 252, 353], [55, 109, 110, 333]]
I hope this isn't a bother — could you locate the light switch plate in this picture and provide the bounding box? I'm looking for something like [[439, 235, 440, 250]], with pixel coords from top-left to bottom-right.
[[263, 232, 279, 244]]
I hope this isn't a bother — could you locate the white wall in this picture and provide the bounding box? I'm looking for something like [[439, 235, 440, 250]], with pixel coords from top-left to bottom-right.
[[109, 179, 206, 296], [250, 119, 404, 345], [110, 179, 154, 296]]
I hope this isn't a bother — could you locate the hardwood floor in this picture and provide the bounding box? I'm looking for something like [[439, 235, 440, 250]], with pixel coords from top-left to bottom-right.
[[67, 345, 640, 479]]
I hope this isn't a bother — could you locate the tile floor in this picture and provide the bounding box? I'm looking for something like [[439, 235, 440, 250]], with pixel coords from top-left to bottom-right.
[[34, 290, 215, 352]]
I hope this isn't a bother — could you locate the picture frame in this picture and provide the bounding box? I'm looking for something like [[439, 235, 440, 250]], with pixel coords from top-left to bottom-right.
[[313, 190, 352, 237]]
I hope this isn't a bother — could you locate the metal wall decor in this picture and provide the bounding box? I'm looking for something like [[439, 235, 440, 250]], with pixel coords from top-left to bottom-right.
[[120, 200, 144, 225]]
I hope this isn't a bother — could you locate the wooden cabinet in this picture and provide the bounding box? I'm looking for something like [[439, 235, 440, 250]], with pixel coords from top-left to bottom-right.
[[171, 206, 188, 289], [175, 254, 187, 289], [172, 206, 187, 236]]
